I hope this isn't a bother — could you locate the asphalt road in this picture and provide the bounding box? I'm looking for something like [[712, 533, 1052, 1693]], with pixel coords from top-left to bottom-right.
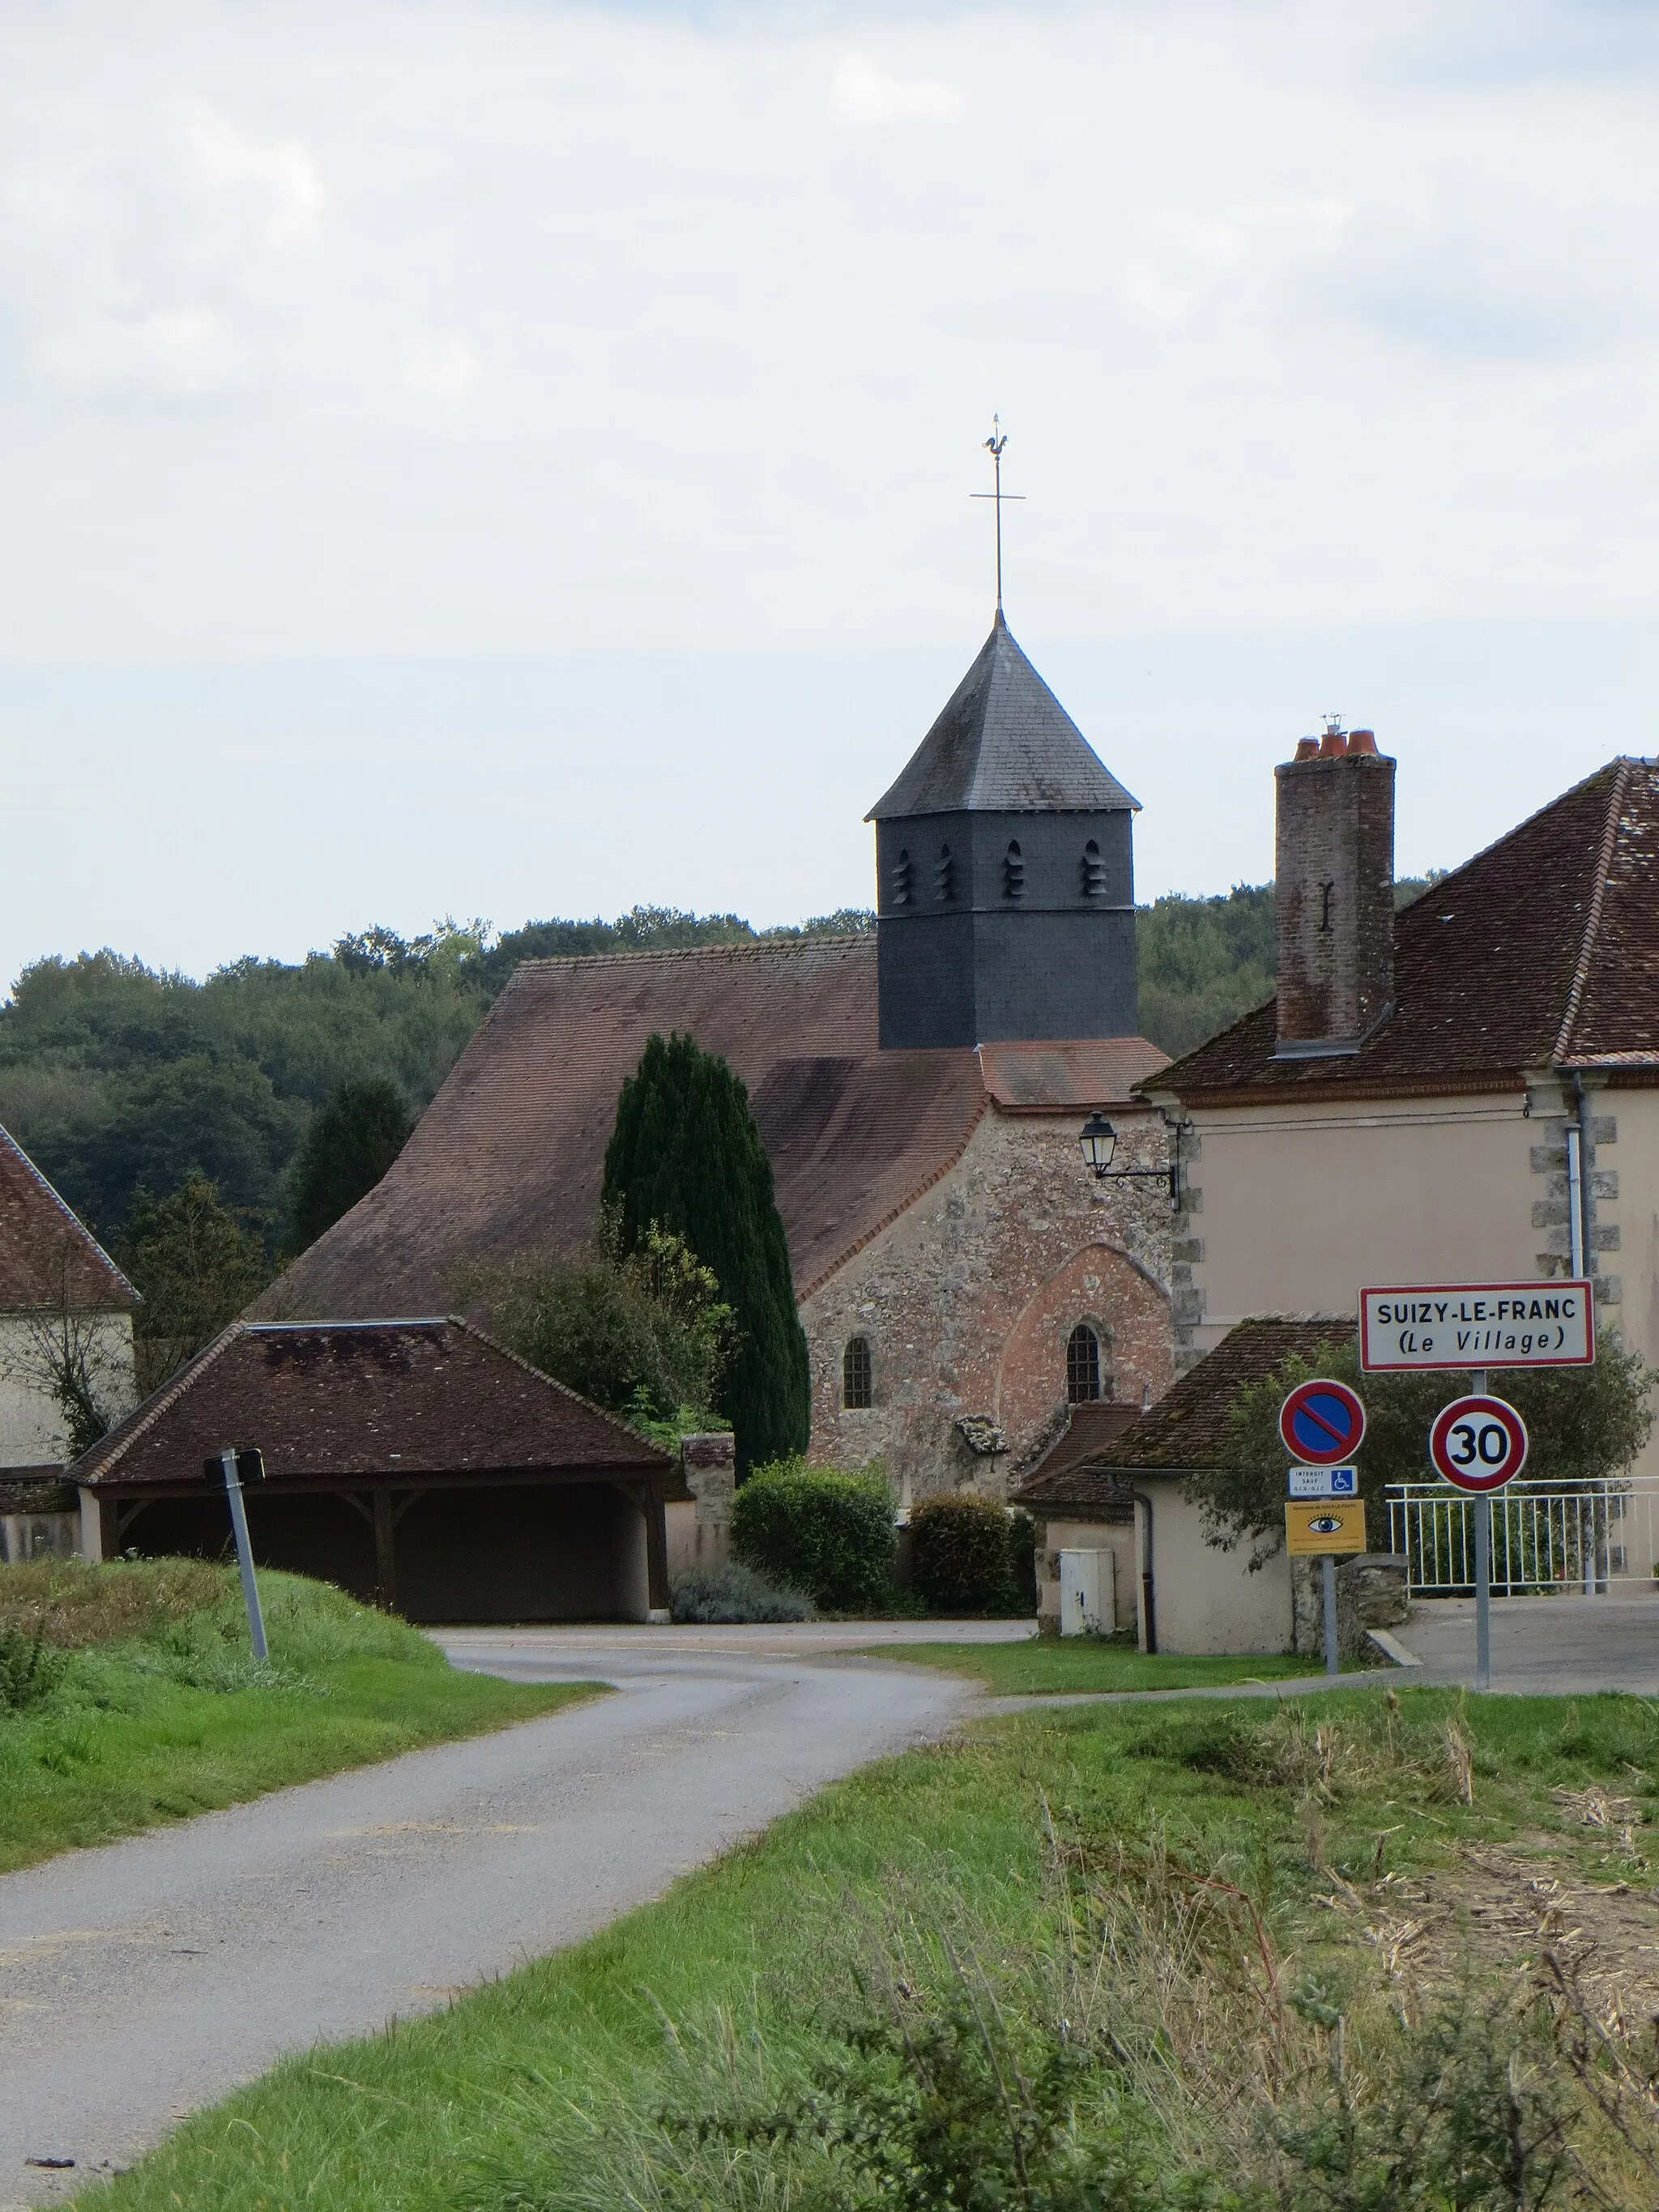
[[0, 1622, 1020, 2209], [1393, 1587, 1659, 1693]]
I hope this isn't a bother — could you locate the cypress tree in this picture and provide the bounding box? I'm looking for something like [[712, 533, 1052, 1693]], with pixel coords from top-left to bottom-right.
[[602, 1032, 809, 1473]]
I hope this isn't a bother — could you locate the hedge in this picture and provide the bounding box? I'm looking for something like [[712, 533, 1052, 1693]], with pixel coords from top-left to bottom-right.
[[911, 1495, 1036, 1616], [730, 1461, 896, 1613]]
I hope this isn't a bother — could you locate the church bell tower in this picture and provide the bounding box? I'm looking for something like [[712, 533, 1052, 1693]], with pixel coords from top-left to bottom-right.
[[866, 611, 1141, 1051]]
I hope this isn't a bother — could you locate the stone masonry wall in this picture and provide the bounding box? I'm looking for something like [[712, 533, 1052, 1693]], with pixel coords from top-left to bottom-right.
[[802, 1108, 1175, 1504]]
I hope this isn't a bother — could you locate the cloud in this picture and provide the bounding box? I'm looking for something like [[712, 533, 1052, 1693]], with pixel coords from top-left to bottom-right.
[[831, 53, 964, 126], [189, 108, 326, 246], [406, 338, 483, 404]]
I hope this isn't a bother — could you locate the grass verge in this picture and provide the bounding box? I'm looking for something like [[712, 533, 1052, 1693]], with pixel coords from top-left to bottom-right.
[[80, 1686, 1659, 2210], [0, 1559, 601, 1873], [855, 1634, 1326, 1694]]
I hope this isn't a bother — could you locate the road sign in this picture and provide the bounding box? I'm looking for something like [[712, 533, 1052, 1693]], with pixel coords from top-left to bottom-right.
[[1289, 1465, 1358, 1499], [1360, 1281, 1594, 1372], [1278, 1379, 1367, 1465], [1285, 1501, 1368, 1556], [1429, 1395, 1529, 1493]]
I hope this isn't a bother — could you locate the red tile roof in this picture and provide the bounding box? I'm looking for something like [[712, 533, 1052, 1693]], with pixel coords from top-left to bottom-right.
[[258, 940, 1169, 1320], [1094, 1316, 1352, 1472], [1013, 1402, 1144, 1519], [71, 1317, 668, 1490], [0, 1123, 135, 1314], [1149, 759, 1659, 1103]]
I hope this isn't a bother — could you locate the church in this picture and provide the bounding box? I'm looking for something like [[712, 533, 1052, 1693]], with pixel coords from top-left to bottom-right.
[[262, 610, 1176, 1504]]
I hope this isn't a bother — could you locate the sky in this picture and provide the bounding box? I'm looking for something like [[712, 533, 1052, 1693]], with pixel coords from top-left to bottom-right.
[[6, 0, 1659, 985]]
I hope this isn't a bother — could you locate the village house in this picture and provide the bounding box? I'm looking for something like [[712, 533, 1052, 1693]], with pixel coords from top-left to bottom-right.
[[1019, 737, 1659, 1648], [259, 612, 1177, 1503], [0, 1123, 139, 1561]]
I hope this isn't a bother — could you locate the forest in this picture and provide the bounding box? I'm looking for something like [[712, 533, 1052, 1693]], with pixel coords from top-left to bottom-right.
[[0, 880, 1429, 1259]]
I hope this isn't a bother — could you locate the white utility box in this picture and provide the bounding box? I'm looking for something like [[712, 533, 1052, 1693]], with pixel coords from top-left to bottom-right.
[[1059, 1548, 1113, 1637]]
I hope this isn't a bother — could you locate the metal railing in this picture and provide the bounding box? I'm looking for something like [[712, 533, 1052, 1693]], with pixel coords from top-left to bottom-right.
[[1386, 1477, 1659, 1596]]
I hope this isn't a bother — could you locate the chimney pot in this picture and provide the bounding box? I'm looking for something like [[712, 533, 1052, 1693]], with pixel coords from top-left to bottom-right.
[[1347, 727, 1378, 755], [1319, 726, 1349, 758], [1294, 736, 1320, 761]]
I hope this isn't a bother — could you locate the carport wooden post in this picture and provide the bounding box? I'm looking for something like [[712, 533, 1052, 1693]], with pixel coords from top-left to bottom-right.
[[373, 1486, 398, 1612], [646, 1474, 670, 1617]]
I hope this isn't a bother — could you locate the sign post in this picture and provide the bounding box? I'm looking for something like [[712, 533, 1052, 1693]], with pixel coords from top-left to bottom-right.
[[1361, 1281, 1589, 1693], [207, 1447, 268, 1663], [1280, 1382, 1370, 1678]]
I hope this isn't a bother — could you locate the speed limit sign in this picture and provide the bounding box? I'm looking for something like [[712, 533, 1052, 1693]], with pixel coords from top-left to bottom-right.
[[1429, 1395, 1529, 1493]]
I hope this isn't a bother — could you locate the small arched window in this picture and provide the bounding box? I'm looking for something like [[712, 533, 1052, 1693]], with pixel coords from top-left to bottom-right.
[[1081, 839, 1109, 899], [935, 842, 955, 902], [1066, 1323, 1102, 1404], [891, 848, 913, 908], [842, 1336, 873, 1410], [1003, 839, 1025, 901]]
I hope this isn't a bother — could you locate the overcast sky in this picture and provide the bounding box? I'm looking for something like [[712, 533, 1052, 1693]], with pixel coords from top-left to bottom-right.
[[6, 0, 1659, 986]]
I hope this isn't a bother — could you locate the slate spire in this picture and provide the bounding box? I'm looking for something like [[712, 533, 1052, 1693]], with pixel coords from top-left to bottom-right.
[[867, 614, 1139, 822]]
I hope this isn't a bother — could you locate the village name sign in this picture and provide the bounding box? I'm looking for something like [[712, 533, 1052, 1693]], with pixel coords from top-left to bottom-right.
[[1359, 1280, 1594, 1372]]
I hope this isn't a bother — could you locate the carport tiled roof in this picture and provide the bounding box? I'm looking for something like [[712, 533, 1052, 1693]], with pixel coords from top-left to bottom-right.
[[1094, 1316, 1353, 1473], [1147, 758, 1659, 1103], [0, 1123, 135, 1314], [70, 1318, 668, 1490], [867, 613, 1140, 819], [255, 939, 1169, 1320]]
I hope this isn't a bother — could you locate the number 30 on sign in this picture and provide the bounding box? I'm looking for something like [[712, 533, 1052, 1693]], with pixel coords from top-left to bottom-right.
[[1429, 1396, 1529, 1493]]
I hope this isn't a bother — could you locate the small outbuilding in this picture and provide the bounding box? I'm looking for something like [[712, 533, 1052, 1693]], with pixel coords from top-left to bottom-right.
[[1017, 1317, 1352, 1654], [70, 1317, 673, 1624]]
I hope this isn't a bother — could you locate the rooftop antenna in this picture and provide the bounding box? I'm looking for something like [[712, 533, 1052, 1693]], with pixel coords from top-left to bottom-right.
[[970, 415, 1025, 619]]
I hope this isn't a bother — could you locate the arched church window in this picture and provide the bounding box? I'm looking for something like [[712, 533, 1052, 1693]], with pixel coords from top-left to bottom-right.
[[843, 1336, 873, 1410], [1066, 1322, 1103, 1404], [1003, 840, 1025, 901], [935, 843, 955, 902], [1081, 839, 1109, 899], [891, 849, 913, 907]]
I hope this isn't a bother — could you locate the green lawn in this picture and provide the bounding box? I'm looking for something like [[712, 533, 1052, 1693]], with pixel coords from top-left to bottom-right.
[[79, 1686, 1659, 2210], [0, 1559, 601, 1873], [857, 1634, 1327, 1694]]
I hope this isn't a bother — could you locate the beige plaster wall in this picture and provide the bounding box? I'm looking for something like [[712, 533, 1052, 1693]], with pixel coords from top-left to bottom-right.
[[1177, 1096, 1537, 1353], [1134, 1479, 1293, 1655], [803, 1107, 1174, 1506], [0, 1311, 137, 1470], [1032, 1517, 1137, 1632]]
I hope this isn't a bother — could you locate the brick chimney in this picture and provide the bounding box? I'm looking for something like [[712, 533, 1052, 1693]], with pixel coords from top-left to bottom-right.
[[1274, 722, 1395, 1057]]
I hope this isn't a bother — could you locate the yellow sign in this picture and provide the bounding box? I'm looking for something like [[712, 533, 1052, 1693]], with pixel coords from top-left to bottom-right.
[[1285, 1501, 1367, 1556]]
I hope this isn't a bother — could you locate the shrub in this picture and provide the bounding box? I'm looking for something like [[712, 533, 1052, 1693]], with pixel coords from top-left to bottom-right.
[[0, 1624, 66, 1711], [910, 1497, 1036, 1615], [669, 1562, 815, 1625], [731, 1461, 895, 1613]]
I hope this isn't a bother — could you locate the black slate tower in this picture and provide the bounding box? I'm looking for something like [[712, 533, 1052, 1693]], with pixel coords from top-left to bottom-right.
[[867, 612, 1141, 1049]]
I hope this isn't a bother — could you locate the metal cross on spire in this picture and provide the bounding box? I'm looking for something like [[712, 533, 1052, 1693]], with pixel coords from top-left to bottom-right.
[[970, 414, 1026, 617]]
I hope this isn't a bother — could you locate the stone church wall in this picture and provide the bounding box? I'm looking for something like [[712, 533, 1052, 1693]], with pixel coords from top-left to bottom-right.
[[801, 1108, 1174, 1505]]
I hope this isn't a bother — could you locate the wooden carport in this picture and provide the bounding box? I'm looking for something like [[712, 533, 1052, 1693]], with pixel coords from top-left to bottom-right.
[[68, 1318, 672, 1623]]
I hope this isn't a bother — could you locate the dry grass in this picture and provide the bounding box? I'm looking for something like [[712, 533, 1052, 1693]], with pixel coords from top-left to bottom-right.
[[0, 1555, 228, 1647]]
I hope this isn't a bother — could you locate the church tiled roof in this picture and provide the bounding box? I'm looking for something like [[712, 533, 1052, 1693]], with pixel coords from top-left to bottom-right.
[[1147, 759, 1659, 1104], [866, 613, 1140, 820], [255, 939, 1170, 1321], [0, 1123, 136, 1314]]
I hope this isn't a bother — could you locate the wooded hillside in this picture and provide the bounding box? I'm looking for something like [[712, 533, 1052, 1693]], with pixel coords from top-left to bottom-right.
[[0, 884, 1429, 1251]]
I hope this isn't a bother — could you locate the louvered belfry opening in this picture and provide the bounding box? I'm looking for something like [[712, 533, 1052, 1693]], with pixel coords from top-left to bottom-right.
[[866, 613, 1144, 1049]]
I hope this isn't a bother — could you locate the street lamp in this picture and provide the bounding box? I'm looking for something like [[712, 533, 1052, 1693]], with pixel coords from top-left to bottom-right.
[[1077, 1114, 1180, 1209], [1078, 1111, 1117, 1177]]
